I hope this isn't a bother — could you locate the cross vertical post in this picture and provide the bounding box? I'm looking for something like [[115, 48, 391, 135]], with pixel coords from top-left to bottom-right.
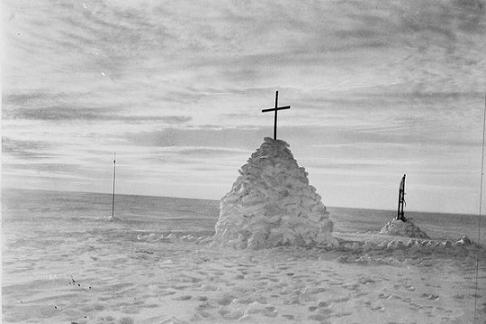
[[262, 90, 291, 140]]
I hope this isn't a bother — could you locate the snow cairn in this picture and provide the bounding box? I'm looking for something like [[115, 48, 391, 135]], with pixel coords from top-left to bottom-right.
[[214, 137, 335, 249], [380, 218, 429, 239]]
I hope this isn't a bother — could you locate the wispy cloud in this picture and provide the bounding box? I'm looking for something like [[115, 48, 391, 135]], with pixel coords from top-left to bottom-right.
[[4, 105, 191, 123], [4, 162, 81, 174], [125, 127, 269, 150], [2, 137, 55, 159]]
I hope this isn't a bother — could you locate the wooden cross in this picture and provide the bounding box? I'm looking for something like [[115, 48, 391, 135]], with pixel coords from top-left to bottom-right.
[[262, 91, 290, 140]]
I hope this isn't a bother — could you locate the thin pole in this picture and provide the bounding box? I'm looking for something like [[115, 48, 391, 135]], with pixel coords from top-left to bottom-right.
[[111, 152, 116, 219], [274, 91, 278, 140], [474, 95, 485, 321]]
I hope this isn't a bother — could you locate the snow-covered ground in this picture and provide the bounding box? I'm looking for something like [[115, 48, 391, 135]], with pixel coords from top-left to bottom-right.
[[3, 228, 485, 324], [2, 189, 485, 323]]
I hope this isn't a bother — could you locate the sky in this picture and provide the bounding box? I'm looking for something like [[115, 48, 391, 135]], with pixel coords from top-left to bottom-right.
[[2, 0, 486, 214]]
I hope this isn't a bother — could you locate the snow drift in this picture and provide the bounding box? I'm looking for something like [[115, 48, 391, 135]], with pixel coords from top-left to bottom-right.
[[380, 218, 430, 239], [213, 137, 335, 249]]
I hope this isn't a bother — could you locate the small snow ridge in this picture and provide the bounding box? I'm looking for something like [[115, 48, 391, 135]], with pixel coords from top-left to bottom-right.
[[134, 231, 212, 244], [380, 218, 429, 239], [213, 137, 335, 249]]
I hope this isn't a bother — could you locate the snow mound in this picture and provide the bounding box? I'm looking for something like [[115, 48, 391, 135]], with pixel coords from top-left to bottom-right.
[[455, 235, 473, 246], [213, 137, 335, 249], [380, 218, 429, 239]]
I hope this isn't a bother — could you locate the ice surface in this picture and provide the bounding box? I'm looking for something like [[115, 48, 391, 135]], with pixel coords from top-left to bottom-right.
[[3, 189, 485, 323], [214, 137, 335, 249], [379, 218, 430, 239]]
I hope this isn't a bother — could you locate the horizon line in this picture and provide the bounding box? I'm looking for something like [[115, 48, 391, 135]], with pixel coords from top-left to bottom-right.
[[3, 186, 483, 217]]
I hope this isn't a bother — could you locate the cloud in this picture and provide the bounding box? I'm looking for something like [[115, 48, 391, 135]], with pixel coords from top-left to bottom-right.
[[3, 92, 68, 106], [5, 0, 484, 87], [2, 137, 55, 159], [125, 127, 269, 150], [300, 90, 482, 107], [3, 105, 192, 123], [171, 147, 248, 156], [125, 121, 483, 155], [3, 162, 81, 174]]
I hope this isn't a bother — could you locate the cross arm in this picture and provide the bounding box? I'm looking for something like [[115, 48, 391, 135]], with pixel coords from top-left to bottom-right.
[[261, 105, 291, 113]]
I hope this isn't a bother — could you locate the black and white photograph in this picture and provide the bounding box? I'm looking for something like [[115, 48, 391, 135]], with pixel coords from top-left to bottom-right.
[[2, 0, 486, 323]]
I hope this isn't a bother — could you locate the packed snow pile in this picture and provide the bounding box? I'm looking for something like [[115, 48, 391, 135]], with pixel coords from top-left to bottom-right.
[[380, 218, 430, 239], [213, 137, 335, 249]]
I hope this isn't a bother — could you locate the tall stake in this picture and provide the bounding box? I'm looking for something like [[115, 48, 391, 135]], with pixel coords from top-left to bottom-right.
[[274, 91, 278, 140], [474, 94, 485, 321], [111, 152, 116, 219]]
